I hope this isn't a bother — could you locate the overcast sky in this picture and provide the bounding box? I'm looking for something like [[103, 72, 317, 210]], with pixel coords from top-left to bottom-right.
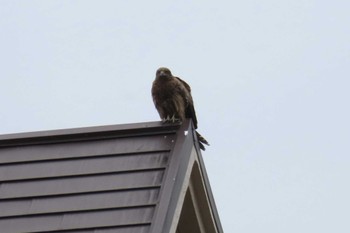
[[1, 1, 350, 232]]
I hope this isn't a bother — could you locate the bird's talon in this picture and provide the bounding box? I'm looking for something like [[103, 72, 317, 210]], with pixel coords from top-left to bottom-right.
[[162, 116, 172, 123]]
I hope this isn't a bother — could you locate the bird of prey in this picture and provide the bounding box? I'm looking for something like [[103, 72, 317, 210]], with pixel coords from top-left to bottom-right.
[[151, 67, 209, 150]]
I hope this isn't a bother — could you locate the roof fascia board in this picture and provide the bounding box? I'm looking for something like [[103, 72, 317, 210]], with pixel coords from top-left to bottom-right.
[[168, 148, 197, 233], [192, 137, 224, 233], [0, 121, 180, 147], [189, 160, 219, 233], [149, 120, 195, 233]]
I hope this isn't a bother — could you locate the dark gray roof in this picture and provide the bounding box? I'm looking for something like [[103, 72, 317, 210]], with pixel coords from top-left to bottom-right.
[[0, 120, 223, 233]]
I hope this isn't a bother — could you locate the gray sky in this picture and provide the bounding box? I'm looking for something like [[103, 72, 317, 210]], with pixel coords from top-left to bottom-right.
[[1, 1, 350, 232]]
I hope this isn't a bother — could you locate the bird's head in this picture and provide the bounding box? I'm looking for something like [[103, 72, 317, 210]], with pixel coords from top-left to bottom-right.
[[156, 67, 172, 79]]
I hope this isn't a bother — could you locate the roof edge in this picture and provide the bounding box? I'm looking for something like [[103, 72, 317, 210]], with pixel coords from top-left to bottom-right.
[[149, 120, 194, 233], [192, 135, 224, 232], [194, 152, 224, 232], [0, 121, 180, 147], [150, 120, 223, 233]]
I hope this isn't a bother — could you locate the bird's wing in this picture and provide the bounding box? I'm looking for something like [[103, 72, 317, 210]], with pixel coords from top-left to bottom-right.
[[174, 76, 198, 129], [175, 76, 191, 92], [151, 80, 165, 119]]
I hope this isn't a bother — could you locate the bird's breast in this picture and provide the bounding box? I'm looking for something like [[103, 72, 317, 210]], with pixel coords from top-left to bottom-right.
[[153, 81, 177, 100]]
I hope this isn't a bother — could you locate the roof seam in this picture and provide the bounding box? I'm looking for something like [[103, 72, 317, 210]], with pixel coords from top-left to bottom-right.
[[0, 167, 166, 183], [0, 185, 162, 201], [30, 223, 152, 233], [0, 204, 157, 220], [0, 150, 171, 166]]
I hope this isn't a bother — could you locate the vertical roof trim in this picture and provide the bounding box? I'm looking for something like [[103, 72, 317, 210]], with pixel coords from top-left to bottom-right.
[[149, 120, 194, 233], [149, 120, 223, 233], [193, 129, 224, 233]]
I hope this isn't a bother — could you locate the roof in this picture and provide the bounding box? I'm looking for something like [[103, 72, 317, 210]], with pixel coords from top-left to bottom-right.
[[0, 120, 223, 233]]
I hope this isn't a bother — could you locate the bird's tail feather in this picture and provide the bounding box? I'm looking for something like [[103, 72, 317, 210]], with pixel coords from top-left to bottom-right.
[[196, 131, 209, 151]]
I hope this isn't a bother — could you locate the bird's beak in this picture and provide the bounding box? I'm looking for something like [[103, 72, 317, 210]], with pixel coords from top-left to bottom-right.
[[159, 71, 166, 77]]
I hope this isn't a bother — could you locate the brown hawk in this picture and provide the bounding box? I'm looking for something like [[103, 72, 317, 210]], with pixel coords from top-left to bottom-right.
[[152, 67, 209, 150]]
